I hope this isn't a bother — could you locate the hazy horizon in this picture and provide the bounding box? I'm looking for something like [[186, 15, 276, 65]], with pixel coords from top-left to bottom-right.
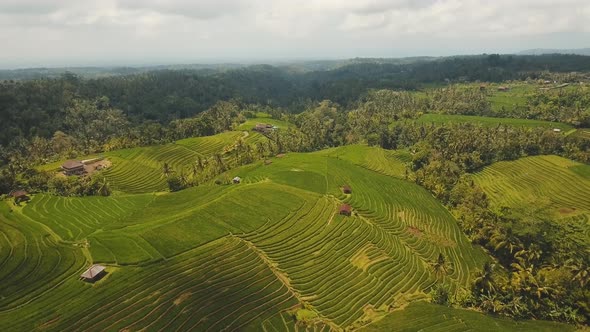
[[1, 0, 590, 69]]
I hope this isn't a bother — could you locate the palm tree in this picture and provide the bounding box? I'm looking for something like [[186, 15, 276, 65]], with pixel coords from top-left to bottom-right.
[[473, 261, 496, 295], [256, 142, 266, 159], [432, 253, 449, 280], [196, 156, 204, 171], [97, 177, 110, 196], [214, 153, 226, 173], [568, 259, 590, 288], [162, 162, 172, 178]]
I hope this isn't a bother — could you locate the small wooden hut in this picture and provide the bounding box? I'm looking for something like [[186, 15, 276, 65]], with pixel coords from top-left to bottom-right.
[[233, 176, 241, 184], [339, 204, 352, 216], [11, 190, 30, 204], [342, 185, 352, 194], [80, 264, 106, 282], [62, 160, 85, 176]]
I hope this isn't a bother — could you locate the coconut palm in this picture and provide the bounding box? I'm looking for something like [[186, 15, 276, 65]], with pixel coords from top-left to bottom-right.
[[473, 261, 496, 295]]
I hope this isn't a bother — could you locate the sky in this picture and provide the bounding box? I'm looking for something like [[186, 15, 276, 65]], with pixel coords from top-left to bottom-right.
[[1, 0, 589, 68]]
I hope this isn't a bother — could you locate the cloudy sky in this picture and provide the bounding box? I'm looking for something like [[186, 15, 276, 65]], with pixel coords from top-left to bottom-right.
[[1, 0, 589, 68]]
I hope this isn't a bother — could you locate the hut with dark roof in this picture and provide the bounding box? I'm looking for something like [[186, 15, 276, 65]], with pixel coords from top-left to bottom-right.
[[62, 160, 85, 176], [339, 204, 352, 216], [80, 264, 106, 282], [11, 190, 30, 204], [342, 185, 352, 194]]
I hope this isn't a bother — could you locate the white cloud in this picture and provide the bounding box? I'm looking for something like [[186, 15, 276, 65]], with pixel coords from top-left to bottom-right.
[[0, 0, 589, 68]]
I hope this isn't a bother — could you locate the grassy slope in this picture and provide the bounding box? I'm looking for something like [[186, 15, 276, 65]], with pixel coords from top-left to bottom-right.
[[473, 155, 590, 219], [417, 114, 573, 130], [0, 145, 578, 331], [361, 301, 574, 332]]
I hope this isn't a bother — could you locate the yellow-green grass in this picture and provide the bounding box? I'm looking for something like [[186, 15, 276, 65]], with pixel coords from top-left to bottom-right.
[[0, 145, 492, 330], [235, 151, 487, 327], [21, 193, 155, 241], [473, 155, 590, 219], [36, 131, 263, 194], [573, 128, 590, 139], [101, 131, 263, 193], [317, 144, 411, 178], [487, 83, 536, 114], [360, 301, 574, 332], [0, 202, 87, 311], [236, 117, 292, 131], [0, 237, 298, 331], [416, 114, 572, 131]]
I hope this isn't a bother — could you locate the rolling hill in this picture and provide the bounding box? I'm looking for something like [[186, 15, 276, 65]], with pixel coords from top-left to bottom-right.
[[0, 135, 579, 331]]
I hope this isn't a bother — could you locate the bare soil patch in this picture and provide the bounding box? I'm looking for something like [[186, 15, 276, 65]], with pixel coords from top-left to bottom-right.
[[407, 226, 423, 237], [84, 159, 112, 176]]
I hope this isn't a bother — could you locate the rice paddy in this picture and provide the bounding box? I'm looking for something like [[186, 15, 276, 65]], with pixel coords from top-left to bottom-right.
[[416, 114, 572, 130], [0, 138, 577, 331], [473, 155, 590, 219]]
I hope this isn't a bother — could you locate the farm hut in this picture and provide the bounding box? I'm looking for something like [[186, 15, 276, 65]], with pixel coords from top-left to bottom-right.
[[479, 85, 486, 91], [339, 204, 352, 217], [233, 176, 241, 184], [11, 190, 30, 204], [553, 128, 562, 133], [497, 86, 509, 92], [253, 123, 275, 134], [264, 159, 273, 165], [342, 185, 352, 194], [80, 264, 106, 282], [62, 160, 85, 176]]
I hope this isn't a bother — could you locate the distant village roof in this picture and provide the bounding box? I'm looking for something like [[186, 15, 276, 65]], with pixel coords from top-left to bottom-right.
[[11, 190, 28, 198], [62, 160, 84, 170], [80, 264, 106, 280]]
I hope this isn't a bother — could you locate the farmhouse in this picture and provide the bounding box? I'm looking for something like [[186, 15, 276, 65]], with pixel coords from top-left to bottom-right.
[[80, 264, 106, 282], [11, 190, 30, 204], [497, 86, 509, 91], [233, 176, 241, 184], [253, 123, 276, 134], [553, 128, 562, 133], [342, 185, 352, 194], [339, 204, 352, 216], [62, 160, 85, 176]]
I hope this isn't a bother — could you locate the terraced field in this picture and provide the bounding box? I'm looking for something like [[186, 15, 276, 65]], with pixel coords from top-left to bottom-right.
[[102, 131, 260, 193], [0, 237, 299, 331], [361, 301, 573, 332], [473, 155, 590, 219], [416, 114, 572, 130], [1, 145, 577, 331], [0, 203, 87, 312], [22, 194, 154, 241]]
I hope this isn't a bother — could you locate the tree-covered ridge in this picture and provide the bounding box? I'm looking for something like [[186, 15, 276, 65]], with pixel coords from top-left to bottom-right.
[[2, 54, 590, 147]]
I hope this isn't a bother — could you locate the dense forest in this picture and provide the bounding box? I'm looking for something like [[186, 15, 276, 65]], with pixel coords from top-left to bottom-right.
[[2, 54, 590, 147]]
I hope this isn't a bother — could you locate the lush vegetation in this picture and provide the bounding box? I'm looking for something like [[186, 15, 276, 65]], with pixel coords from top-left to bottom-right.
[[1, 56, 589, 331]]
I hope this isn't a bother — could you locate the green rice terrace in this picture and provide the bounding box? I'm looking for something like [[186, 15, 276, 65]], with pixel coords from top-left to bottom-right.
[[0, 128, 578, 331]]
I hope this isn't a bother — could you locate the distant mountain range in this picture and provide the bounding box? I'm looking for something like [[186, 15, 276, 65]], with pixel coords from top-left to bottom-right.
[[518, 48, 590, 56]]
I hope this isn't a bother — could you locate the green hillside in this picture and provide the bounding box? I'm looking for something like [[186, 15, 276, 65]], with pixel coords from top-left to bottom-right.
[[473, 155, 590, 219], [0, 140, 582, 331], [361, 301, 574, 332], [417, 114, 572, 130], [0, 144, 493, 331]]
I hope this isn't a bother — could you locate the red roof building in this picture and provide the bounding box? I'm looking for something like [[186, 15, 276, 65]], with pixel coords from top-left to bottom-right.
[[339, 204, 352, 216]]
